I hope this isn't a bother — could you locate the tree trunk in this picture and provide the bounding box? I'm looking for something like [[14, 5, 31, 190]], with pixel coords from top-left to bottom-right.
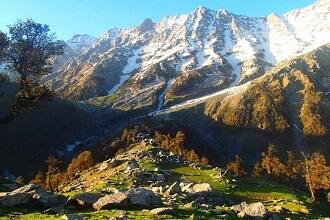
[[302, 153, 315, 201], [20, 74, 29, 96]]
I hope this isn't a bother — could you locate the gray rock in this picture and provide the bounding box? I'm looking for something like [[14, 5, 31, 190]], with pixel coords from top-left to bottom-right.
[[2, 183, 19, 191], [150, 207, 174, 215], [93, 192, 129, 210], [166, 182, 181, 195], [30, 188, 63, 207], [0, 192, 31, 206], [67, 192, 102, 208], [182, 183, 212, 194], [126, 188, 161, 207], [11, 184, 39, 193], [0, 184, 63, 207], [231, 202, 267, 217]]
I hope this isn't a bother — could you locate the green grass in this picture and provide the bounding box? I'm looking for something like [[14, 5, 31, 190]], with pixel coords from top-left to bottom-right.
[[93, 172, 133, 192], [139, 159, 158, 171], [169, 165, 228, 192], [227, 178, 330, 219], [230, 178, 307, 202], [0, 207, 239, 220]]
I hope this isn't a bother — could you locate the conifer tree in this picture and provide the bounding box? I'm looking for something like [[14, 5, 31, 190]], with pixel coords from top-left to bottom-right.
[[302, 152, 330, 201], [45, 155, 61, 191], [227, 155, 247, 177]]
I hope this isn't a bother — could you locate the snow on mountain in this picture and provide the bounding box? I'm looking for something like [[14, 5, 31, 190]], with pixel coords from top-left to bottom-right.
[[67, 34, 96, 54], [46, 0, 330, 110]]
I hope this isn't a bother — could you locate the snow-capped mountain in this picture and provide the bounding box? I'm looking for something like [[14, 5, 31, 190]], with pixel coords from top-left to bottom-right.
[[66, 34, 96, 54], [45, 0, 330, 111]]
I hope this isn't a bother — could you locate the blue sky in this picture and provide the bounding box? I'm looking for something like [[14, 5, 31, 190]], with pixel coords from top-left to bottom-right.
[[0, 0, 316, 40]]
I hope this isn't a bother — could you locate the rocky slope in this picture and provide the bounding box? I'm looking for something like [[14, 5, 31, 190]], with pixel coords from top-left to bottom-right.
[[150, 43, 330, 164], [44, 0, 330, 111], [1, 138, 328, 219]]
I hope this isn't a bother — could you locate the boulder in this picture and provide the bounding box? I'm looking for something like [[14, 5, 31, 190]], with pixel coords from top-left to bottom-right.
[[2, 183, 19, 191], [150, 207, 174, 215], [12, 184, 39, 193], [126, 188, 161, 207], [0, 192, 31, 206], [182, 183, 212, 194], [165, 182, 181, 195], [231, 202, 267, 218], [0, 192, 7, 199], [0, 184, 64, 207], [93, 192, 129, 210], [67, 192, 102, 208], [30, 188, 64, 207]]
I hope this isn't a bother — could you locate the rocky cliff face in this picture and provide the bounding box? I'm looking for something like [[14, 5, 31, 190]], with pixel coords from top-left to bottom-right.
[[43, 0, 330, 111]]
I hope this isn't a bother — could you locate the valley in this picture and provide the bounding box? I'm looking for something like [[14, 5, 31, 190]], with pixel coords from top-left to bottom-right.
[[0, 0, 329, 219]]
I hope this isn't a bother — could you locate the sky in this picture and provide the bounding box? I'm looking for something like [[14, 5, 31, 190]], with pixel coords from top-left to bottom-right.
[[0, 0, 316, 40]]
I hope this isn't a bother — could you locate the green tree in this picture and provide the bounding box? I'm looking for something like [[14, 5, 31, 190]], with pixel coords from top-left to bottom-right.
[[2, 19, 64, 90], [0, 31, 8, 60], [227, 155, 247, 177]]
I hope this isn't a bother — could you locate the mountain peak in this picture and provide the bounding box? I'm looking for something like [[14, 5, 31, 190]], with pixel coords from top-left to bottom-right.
[[67, 34, 96, 54], [193, 6, 212, 14], [138, 18, 155, 33]]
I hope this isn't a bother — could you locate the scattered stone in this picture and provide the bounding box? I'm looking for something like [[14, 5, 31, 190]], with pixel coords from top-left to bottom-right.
[[114, 210, 128, 220], [231, 202, 267, 218], [189, 214, 200, 220], [126, 188, 161, 207], [67, 192, 102, 208], [237, 211, 246, 218], [165, 182, 181, 195], [125, 159, 139, 173], [150, 207, 174, 215], [183, 202, 194, 209], [271, 205, 283, 213], [93, 193, 129, 210]]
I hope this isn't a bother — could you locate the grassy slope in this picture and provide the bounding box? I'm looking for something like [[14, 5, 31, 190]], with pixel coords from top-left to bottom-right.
[[1, 144, 328, 219]]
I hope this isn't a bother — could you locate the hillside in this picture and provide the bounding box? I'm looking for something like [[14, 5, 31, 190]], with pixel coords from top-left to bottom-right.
[[143, 43, 330, 167], [0, 139, 328, 219], [0, 78, 99, 177]]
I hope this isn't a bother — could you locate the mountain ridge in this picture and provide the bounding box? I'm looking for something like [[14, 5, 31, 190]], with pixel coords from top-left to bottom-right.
[[43, 0, 330, 112]]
